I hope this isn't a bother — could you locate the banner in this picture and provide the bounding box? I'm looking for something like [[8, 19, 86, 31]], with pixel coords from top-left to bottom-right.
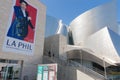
[[3, 0, 37, 55], [37, 64, 57, 80]]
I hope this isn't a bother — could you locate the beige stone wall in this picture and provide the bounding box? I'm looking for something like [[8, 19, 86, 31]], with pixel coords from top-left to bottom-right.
[[0, 0, 46, 79], [44, 34, 67, 59], [58, 64, 95, 80], [59, 35, 67, 59], [44, 34, 60, 58]]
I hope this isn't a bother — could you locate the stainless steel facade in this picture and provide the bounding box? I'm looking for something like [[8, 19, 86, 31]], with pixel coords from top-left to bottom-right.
[[44, 0, 120, 80], [69, 0, 118, 46], [56, 20, 68, 37], [45, 15, 68, 37], [45, 0, 120, 65], [118, 22, 120, 35], [85, 27, 120, 64]]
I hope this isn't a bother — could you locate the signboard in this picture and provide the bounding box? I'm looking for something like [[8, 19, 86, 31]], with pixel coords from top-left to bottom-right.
[[37, 64, 57, 80], [3, 0, 37, 55]]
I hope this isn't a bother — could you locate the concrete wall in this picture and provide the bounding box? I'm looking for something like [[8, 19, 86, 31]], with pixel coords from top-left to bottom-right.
[[59, 35, 67, 60], [0, 0, 46, 80], [58, 64, 95, 80], [44, 34, 67, 59], [76, 69, 95, 80], [44, 34, 60, 58]]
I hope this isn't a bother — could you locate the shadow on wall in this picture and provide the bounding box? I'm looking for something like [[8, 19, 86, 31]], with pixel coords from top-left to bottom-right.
[[57, 65, 77, 80]]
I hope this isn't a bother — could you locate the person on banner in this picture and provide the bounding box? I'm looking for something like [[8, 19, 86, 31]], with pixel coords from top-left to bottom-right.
[[7, 0, 34, 40]]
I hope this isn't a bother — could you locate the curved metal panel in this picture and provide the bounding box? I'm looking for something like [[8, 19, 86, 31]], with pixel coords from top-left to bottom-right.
[[45, 15, 59, 37], [56, 20, 68, 36], [85, 27, 120, 64], [69, 0, 118, 45], [45, 15, 67, 37]]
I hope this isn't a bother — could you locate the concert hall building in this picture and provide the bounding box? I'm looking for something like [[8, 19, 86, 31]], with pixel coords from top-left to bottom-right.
[[44, 0, 120, 80], [0, 0, 120, 80]]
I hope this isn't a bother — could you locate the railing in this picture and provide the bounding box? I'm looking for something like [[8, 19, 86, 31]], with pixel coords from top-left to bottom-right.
[[92, 66, 105, 75], [43, 56, 106, 80], [69, 60, 106, 80]]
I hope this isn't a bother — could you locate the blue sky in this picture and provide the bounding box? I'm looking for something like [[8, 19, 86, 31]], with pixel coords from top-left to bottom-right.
[[40, 0, 120, 24]]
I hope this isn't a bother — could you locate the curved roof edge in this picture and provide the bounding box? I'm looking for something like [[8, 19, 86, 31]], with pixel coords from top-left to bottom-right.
[[70, 0, 116, 25], [84, 27, 120, 64], [108, 28, 120, 58]]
